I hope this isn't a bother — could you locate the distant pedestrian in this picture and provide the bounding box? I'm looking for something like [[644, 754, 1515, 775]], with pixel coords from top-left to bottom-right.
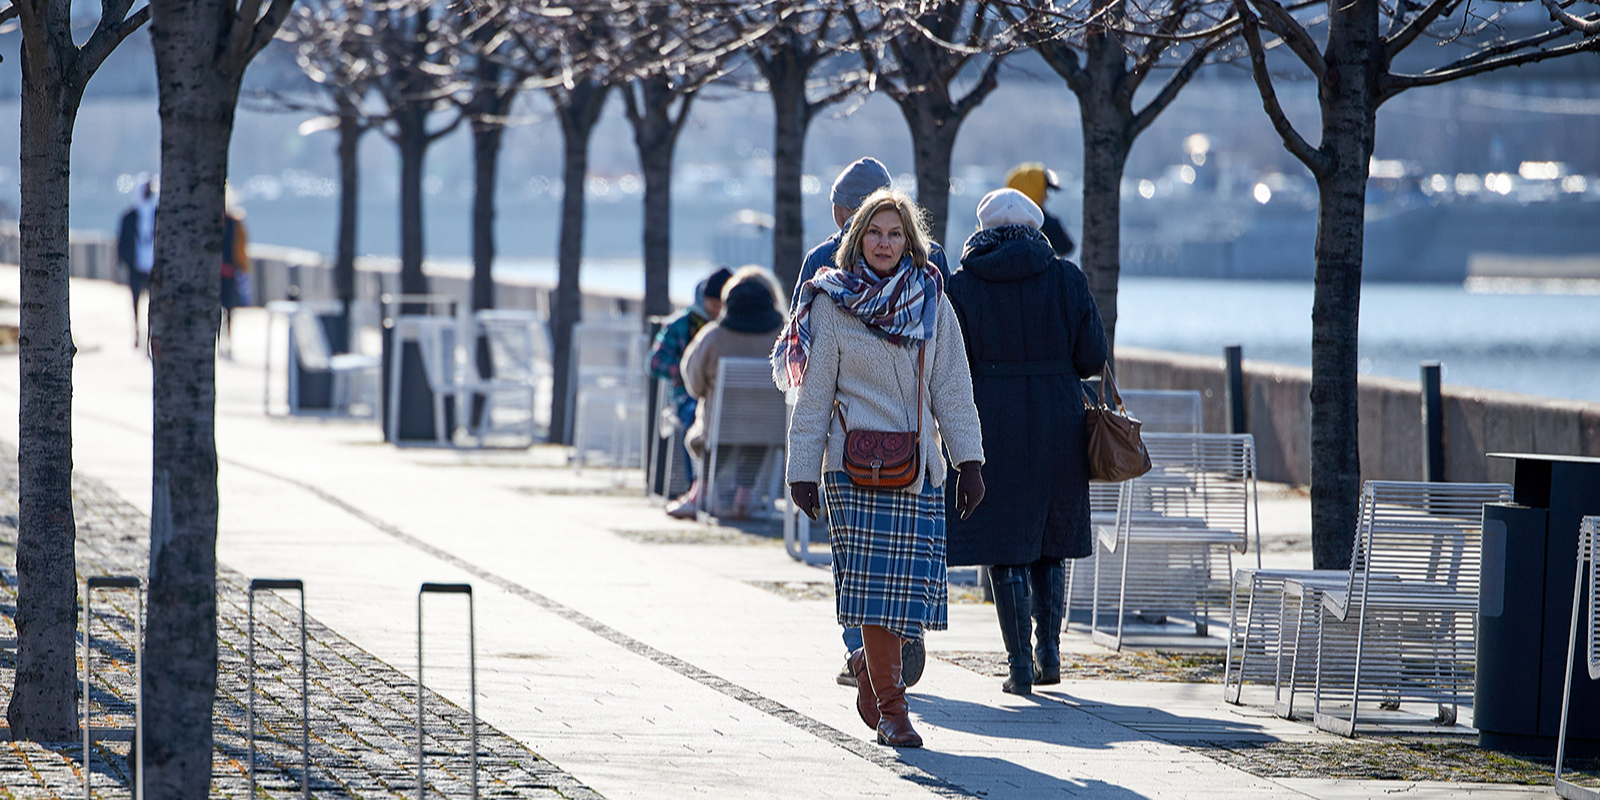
[[1005, 163, 1075, 257], [117, 174, 158, 349], [945, 188, 1107, 695], [680, 267, 785, 519], [651, 266, 733, 519], [778, 188, 986, 749], [796, 157, 947, 689], [219, 193, 250, 359], [790, 157, 950, 313]]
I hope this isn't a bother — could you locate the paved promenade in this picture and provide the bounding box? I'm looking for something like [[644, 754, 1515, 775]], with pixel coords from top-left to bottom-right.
[[0, 268, 1565, 799]]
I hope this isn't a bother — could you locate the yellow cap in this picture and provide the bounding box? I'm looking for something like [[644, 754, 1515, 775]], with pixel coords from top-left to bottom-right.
[[1004, 163, 1058, 207]]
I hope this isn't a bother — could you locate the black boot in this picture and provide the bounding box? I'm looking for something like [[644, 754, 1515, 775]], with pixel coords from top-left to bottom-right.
[[1031, 558, 1065, 685], [988, 565, 1033, 695]]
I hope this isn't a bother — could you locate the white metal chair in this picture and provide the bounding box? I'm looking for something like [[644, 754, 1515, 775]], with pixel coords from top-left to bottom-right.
[[460, 310, 549, 445], [697, 357, 787, 523], [1090, 432, 1259, 650], [568, 321, 649, 470], [1310, 481, 1512, 736], [647, 378, 691, 501], [1556, 516, 1600, 799], [1069, 390, 1204, 622], [286, 304, 380, 417]]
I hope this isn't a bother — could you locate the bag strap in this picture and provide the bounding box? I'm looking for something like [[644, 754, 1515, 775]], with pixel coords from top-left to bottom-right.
[[832, 341, 927, 440], [1080, 363, 1126, 412]]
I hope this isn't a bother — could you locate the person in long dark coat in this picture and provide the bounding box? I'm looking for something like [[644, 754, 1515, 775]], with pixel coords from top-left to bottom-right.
[[945, 188, 1107, 695]]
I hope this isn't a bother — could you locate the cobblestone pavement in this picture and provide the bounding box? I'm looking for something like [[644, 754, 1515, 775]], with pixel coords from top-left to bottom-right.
[[0, 452, 602, 800]]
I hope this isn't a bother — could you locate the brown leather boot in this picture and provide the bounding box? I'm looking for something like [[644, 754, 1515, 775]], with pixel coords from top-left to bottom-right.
[[848, 647, 878, 729], [862, 625, 922, 748]]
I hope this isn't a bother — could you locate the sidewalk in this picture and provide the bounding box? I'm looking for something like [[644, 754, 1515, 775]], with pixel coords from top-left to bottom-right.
[[0, 268, 1576, 799]]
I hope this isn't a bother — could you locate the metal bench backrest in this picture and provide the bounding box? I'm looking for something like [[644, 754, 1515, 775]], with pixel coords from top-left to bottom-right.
[[1584, 517, 1600, 682], [1346, 481, 1511, 604], [1092, 390, 1203, 515], [475, 310, 549, 382], [410, 317, 459, 394], [1120, 432, 1257, 553], [291, 310, 333, 372], [572, 321, 646, 391], [708, 358, 788, 449]]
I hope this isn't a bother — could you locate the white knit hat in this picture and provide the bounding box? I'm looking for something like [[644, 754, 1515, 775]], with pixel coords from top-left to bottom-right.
[[975, 188, 1044, 230]]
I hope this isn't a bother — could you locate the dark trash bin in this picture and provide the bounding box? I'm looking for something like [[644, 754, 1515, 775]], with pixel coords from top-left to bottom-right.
[[1477, 453, 1600, 756], [380, 323, 454, 444]]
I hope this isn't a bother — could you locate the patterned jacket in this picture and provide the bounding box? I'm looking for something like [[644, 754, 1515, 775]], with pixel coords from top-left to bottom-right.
[[649, 306, 710, 410]]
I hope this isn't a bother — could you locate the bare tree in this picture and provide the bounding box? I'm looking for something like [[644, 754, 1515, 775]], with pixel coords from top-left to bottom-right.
[[733, 1, 866, 290], [1234, 0, 1598, 567], [608, 2, 764, 319], [3, 0, 149, 743], [852, 1, 1007, 244], [367, 0, 464, 300], [474, 0, 615, 442], [145, 0, 293, 793], [280, 0, 380, 335], [1003, 0, 1238, 353]]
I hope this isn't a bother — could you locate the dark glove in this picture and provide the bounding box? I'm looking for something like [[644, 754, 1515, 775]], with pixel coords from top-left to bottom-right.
[[955, 461, 985, 520], [791, 481, 821, 521]]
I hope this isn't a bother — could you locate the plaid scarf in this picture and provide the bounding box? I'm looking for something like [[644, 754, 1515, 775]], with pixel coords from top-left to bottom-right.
[[772, 253, 943, 391]]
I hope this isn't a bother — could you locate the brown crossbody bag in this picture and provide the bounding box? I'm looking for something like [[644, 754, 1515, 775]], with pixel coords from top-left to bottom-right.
[[834, 344, 925, 490]]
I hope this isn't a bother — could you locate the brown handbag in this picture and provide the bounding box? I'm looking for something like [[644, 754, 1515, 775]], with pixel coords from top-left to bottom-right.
[[835, 344, 924, 490], [1082, 365, 1152, 482]]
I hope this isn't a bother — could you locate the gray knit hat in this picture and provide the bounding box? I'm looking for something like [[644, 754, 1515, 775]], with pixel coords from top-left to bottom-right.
[[830, 157, 892, 209]]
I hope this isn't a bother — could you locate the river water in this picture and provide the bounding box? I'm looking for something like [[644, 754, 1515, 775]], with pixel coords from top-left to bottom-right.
[[476, 258, 1600, 404]]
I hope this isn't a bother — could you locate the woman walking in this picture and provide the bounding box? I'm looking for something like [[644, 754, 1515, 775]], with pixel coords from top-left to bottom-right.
[[945, 188, 1108, 695], [776, 188, 986, 748]]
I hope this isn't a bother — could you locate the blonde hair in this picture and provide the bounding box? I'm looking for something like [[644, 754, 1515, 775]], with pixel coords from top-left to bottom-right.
[[834, 189, 931, 272]]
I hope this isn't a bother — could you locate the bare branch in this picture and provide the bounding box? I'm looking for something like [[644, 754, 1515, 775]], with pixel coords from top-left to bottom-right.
[[74, 2, 149, 84], [1385, 0, 1466, 59], [1132, 24, 1236, 135], [1383, 33, 1599, 96], [1247, 0, 1326, 78], [1236, 0, 1328, 173], [1540, 0, 1600, 35]]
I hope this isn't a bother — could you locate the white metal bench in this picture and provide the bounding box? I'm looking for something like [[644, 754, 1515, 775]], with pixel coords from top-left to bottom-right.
[[460, 310, 549, 445], [1069, 390, 1204, 624], [1090, 432, 1259, 650], [1556, 516, 1600, 799], [1310, 481, 1511, 736]]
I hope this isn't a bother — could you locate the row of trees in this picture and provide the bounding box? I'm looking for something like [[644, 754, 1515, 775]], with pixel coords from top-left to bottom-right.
[[3, 0, 1595, 796]]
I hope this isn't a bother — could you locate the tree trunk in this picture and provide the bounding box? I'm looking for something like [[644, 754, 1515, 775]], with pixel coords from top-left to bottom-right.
[[639, 136, 673, 320], [8, 40, 82, 743], [470, 121, 501, 313], [1077, 66, 1133, 358], [335, 105, 361, 335], [901, 104, 959, 247], [769, 69, 808, 294], [628, 79, 690, 321], [147, 8, 239, 795], [1308, 0, 1381, 570], [395, 108, 428, 299], [548, 82, 608, 445]]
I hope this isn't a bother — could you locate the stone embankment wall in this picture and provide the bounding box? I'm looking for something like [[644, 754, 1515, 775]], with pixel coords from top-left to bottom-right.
[[1117, 346, 1600, 486], [12, 225, 1599, 483]]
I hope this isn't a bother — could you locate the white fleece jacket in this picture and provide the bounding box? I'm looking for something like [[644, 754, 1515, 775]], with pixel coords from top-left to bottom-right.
[[785, 293, 984, 492]]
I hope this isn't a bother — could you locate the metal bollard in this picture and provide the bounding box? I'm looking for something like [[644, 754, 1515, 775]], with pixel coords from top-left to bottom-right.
[[1421, 362, 1445, 482], [83, 576, 142, 800], [417, 583, 477, 800], [1225, 345, 1247, 435], [247, 578, 310, 800]]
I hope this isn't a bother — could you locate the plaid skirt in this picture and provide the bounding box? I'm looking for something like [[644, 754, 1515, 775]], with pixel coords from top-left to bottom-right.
[[824, 472, 948, 640]]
